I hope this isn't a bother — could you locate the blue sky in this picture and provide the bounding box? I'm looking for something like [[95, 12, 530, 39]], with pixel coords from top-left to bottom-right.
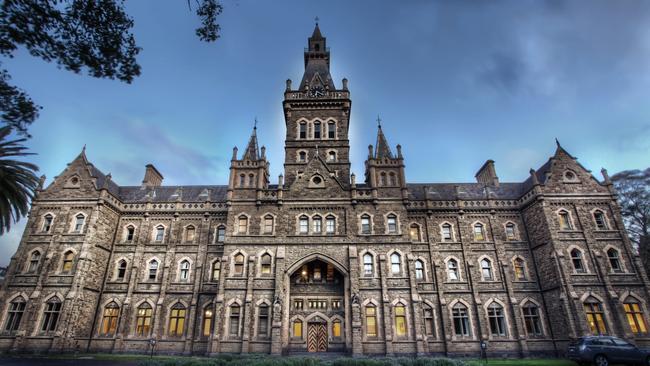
[[1, 0, 649, 264]]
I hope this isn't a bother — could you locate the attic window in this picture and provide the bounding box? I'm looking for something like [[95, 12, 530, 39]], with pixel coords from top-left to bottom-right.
[[563, 170, 579, 182], [71, 177, 79, 185], [309, 175, 325, 188]]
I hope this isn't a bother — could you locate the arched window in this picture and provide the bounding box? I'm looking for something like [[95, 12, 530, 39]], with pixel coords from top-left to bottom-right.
[[473, 223, 485, 241], [263, 215, 274, 234], [42, 214, 53, 233], [4, 297, 26, 332], [326, 215, 336, 234], [248, 173, 255, 187], [135, 303, 153, 336], [179, 260, 190, 281], [327, 121, 336, 139], [487, 302, 506, 336], [380, 172, 387, 186], [292, 319, 303, 338], [332, 318, 342, 338], [394, 304, 407, 337], [41, 298, 62, 333], [522, 302, 542, 336], [409, 224, 420, 241], [211, 260, 221, 281], [390, 253, 402, 275], [237, 215, 248, 234], [299, 215, 309, 233], [148, 260, 159, 281], [313, 121, 321, 139], [327, 151, 336, 162], [299, 122, 307, 139], [73, 214, 85, 233], [623, 298, 648, 335], [365, 305, 377, 337], [447, 259, 459, 281], [125, 225, 135, 242], [387, 214, 397, 234], [202, 307, 213, 337], [481, 258, 493, 281], [558, 210, 572, 230], [505, 223, 516, 241], [441, 223, 453, 241], [513, 258, 527, 281], [239, 174, 245, 187], [389, 172, 397, 186], [185, 226, 196, 243], [363, 253, 374, 276], [62, 251, 74, 274], [423, 305, 435, 336], [260, 253, 272, 275], [570, 249, 586, 273], [452, 303, 470, 336], [360, 214, 371, 234], [168, 303, 186, 336], [154, 225, 165, 242], [584, 297, 607, 335], [100, 302, 119, 336], [258, 304, 269, 337], [216, 226, 226, 243], [415, 259, 425, 281], [229, 304, 241, 337], [233, 253, 245, 276], [116, 259, 127, 280], [593, 210, 608, 230], [607, 248, 622, 273], [298, 151, 307, 162], [313, 215, 322, 233], [28, 251, 41, 273]]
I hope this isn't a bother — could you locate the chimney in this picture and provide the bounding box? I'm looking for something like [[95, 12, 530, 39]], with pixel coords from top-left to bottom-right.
[[142, 164, 164, 188], [475, 160, 499, 187]]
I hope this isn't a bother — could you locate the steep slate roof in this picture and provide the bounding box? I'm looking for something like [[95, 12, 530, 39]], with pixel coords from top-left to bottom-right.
[[242, 126, 260, 161], [117, 185, 228, 202], [406, 183, 525, 201], [375, 125, 394, 159]]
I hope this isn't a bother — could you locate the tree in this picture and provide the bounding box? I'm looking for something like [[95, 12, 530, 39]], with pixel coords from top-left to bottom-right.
[[0, 126, 39, 234], [611, 168, 650, 274]]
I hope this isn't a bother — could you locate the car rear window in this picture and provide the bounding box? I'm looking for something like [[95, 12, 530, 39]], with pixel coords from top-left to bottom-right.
[[612, 338, 631, 346], [589, 338, 614, 346]]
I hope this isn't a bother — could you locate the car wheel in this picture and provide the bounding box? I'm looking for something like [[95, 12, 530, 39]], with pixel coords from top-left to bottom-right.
[[593, 354, 608, 366]]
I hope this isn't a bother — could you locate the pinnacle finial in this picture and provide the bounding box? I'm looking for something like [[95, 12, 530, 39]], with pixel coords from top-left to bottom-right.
[[254, 117, 258, 130], [315, 16, 319, 25], [377, 115, 382, 128], [82, 144, 86, 153], [555, 137, 561, 148]]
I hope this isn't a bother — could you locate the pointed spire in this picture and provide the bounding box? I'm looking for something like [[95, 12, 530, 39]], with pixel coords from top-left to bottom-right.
[[374, 116, 394, 159], [311, 17, 323, 40], [242, 120, 260, 161]]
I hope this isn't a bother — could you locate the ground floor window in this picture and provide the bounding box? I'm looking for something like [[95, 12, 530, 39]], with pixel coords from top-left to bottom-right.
[[365, 305, 378, 337], [293, 319, 303, 338], [584, 298, 607, 335], [624, 300, 648, 335], [522, 303, 543, 336], [452, 303, 470, 336], [203, 308, 213, 337], [332, 319, 342, 338], [100, 302, 119, 336]]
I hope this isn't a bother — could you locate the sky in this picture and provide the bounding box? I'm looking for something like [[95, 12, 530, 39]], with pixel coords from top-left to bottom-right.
[[1, 0, 650, 264]]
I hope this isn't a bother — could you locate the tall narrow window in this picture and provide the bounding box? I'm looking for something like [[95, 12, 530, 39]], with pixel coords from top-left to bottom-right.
[[481, 259, 493, 281], [365, 305, 377, 337], [487, 302, 506, 336], [4, 298, 26, 332], [314, 121, 321, 139], [505, 223, 516, 241], [391, 253, 402, 275], [298, 151, 307, 162], [229, 304, 240, 337], [332, 319, 342, 337], [389, 172, 397, 186], [148, 260, 159, 281], [28, 251, 41, 273], [293, 319, 303, 338], [363, 253, 374, 276], [263, 215, 274, 234], [380, 172, 387, 186], [155, 225, 165, 242], [125, 225, 135, 242], [216, 226, 225, 242], [513, 258, 527, 281], [584, 298, 607, 335], [326, 215, 336, 234], [202, 308, 213, 337], [73, 214, 85, 233], [179, 260, 190, 281], [361, 214, 371, 234], [607, 248, 622, 272], [135, 303, 152, 336], [415, 259, 425, 281], [260, 253, 272, 275], [570, 249, 586, 273], [299, 215, 309, 233], [522, 303, 542, 336], [239, 174, 245, 186], [423, 305, 435, 336], [409, 224, 420, 241], [328, 122, 335, 139], [394, 304, 407, 337], [42, 214, 53, 233], [116, 259, 127, 280], [593, 211, 608, 230], [258, 304, 269, 337], [558, 210, 572, 230], [41, 298, 62, 333], [313, 215, 322, 233], [238, 216, 248, 234], [387, 214, 398, 233], [442, 223, 453, 241], [62, 251, 74, 274], [473, 223, 485, 241], [185, 226, 195, 243], [624, 299, 648, 335], [299, 123, 307, 139], [447, 259, 459, 281], [211, 261, 221, 281], [168, 303, 186, 336], [100, 302, 119, 336], [452, 303, 470, 336], [248, 174, 255, 187], [234, 253, 245, 276]]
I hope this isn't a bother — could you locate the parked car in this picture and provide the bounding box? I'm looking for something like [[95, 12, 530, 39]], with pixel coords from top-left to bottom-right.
[[568, 336, 650, 366]]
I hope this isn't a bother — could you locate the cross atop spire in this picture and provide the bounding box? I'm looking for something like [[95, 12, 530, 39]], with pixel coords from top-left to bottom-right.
[[377, 115, 382, 128]]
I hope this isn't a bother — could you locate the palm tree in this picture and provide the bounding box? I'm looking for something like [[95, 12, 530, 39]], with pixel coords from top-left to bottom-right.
[[0, 126, 39, 235]]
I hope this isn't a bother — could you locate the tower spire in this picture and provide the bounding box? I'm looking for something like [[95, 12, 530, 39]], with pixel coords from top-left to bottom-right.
[[375, 119, 394, 159], [242, 120, 260, 161]]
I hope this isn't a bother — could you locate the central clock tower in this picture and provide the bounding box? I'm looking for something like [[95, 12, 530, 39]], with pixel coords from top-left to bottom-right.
[[282, 23, 352, 187]]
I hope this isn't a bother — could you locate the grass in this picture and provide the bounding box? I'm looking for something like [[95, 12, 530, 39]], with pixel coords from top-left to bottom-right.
[[467, 360, 577, 366]]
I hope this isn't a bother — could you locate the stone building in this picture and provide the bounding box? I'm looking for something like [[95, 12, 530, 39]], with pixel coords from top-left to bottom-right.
[[0, 25, 649, 357]]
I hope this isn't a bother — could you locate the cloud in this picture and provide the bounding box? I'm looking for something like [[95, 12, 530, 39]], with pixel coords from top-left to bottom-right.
[[477, 53, 526, 94]]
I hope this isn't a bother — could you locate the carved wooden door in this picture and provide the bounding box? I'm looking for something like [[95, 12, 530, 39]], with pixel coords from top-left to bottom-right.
[[307, 323, 327, 352]]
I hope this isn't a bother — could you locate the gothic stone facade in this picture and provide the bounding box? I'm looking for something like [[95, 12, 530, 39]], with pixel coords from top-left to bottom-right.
[[1, 25, 650, 357]]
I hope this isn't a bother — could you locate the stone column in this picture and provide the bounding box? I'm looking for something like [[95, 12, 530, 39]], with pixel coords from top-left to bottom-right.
[[270, 246, 285, 355]]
